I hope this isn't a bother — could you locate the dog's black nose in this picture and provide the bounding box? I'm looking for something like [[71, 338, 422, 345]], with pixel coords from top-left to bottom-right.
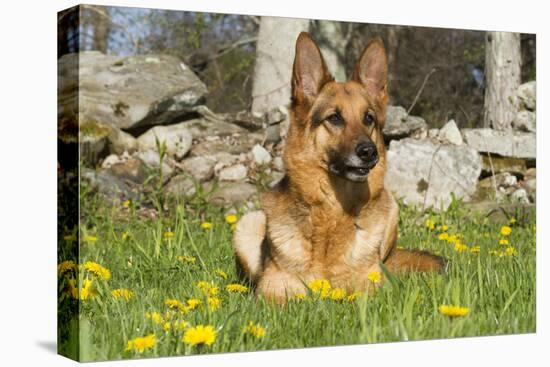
[[356, 141, 378, 164]]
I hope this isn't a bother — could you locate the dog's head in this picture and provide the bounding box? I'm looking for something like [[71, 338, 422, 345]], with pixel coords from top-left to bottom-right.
[[288, 32, 388, 183]]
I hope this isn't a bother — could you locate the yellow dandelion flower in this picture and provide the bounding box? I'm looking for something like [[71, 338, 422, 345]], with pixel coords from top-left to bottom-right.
[[126, 334, 156, 353], [440, 225, 449, 232], [489, 249, 504, 257], [146, 311, 164, 325], [425, 219, 435, 230], [63, 234, 76, 242], [177, 255, 196, 264], [82, 261, 111, 280], [225, 214, 238, 224], [215, 269, 228, 280], [197, 281, 219, 296], [499, 238, 510, 246], [66, 278, 79, 299], [83, 235, 98, 243], [294, 293, 306, 300], [201, 222, 212, 230], [454, 243, 469, 253], [122, 199, 132, 208], [165, 299, 188, 313], [438, 304, 469, 317], [225, 284, 249, 293], [438, 232, 449, 241], [66, 278, 96, 300], [505, 246, 517, 257], [79, 278, 97, 300], [347, 292, 362, 302], [470, 246, 481, 254], [186, 298, 202, 310], [500, 226, 512, 236], [509, 217, 517, 225], [173, 320, 189, 331], [207, 297, 221, 311], [446, 234, 459, 245], [112, 288, 134, 302], [243, 321, 266, 339], [163, 322, 171, 332], [367, 271, 382, 284], [57, 260, 77, 277], [183, 325, 217, 346], [163, 231, 175, 240], [329, 288, 346, 301], [308, 279, 331, 299], [121, 231, 132, 241]]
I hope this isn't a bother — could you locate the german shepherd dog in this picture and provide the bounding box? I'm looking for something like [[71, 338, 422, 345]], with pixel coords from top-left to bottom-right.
[[233, 32, 445, 304]]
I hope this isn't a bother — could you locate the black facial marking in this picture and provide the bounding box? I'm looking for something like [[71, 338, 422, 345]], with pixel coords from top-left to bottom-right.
[[364, 111, 375, 126], [310, 102, 327, 128], [326, 110, 344, 126]]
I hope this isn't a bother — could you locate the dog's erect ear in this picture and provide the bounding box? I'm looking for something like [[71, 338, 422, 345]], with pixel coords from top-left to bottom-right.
[[292, 32, 333, 106], [352, 37, 388, 100]]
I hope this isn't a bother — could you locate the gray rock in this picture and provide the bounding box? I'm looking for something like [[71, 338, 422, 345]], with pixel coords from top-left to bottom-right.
[[438, 119, 463, 145], [180, 156, 216, 182], [185, 118, 247, 139], [383, 106, 428, 139], [512, 110, 536, 133], [190, 133, 263, 157], [136, 149, 173, 177], [478, 172, 517, 189], [428, 129, 440, 139], [101, 154, 121, 169], [106, 157, 149, 184], [265, 124, 282, 143], [462, 128, 536, 159], [58, 52, 207, 131], [385, 138, 481, 210], [511, 188, 530, 204], [222, 110, 265, 130], [81, 168, 137, 201], [252, 144, 272, 165], [272, 156, 285, 172], [164, 175, 197, 198], [524, 168, 536, 180], [218, 164, 248, 181], [207, 182, 259, 207], [137, 123, 192, 160], [522, 178, 536, 194], [107, 128, 138, 155], [516, 81, 536, 111], [266, 106, 288, 125]]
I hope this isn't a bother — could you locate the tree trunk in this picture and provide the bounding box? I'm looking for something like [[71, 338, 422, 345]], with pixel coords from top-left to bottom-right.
[[251, 17, 310, 114], [314, 20, 347, 82], [386, 26, 400, 103], [91, 6, 109, 53], [483, 31, 521, 130]]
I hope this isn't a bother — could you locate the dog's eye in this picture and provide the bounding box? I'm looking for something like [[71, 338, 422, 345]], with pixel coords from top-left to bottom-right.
[[326, 113, 344, 126], [364, 112, 375, 126]]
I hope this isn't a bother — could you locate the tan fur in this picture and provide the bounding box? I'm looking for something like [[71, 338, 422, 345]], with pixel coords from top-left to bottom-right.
[[233, 32, 445, 304]]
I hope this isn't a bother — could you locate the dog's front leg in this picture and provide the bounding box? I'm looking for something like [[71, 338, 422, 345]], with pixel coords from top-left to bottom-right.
[[256, 261, 307, 305]]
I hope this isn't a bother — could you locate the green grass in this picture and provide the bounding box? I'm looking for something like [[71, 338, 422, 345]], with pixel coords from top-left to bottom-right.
[[58, 188, 536, 362]]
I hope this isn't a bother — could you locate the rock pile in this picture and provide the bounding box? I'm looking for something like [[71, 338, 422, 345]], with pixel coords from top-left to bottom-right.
[[60, 52, 536, 212]]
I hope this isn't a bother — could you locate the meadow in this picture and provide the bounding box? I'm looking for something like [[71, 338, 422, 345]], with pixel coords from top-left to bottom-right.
[[57, 183, 536, 362]]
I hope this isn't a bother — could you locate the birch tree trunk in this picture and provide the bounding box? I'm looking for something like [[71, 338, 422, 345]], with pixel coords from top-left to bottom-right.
[[251, 17, 310, 114], [483, 31, 521, 130], [314, 20, 347, 82]]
